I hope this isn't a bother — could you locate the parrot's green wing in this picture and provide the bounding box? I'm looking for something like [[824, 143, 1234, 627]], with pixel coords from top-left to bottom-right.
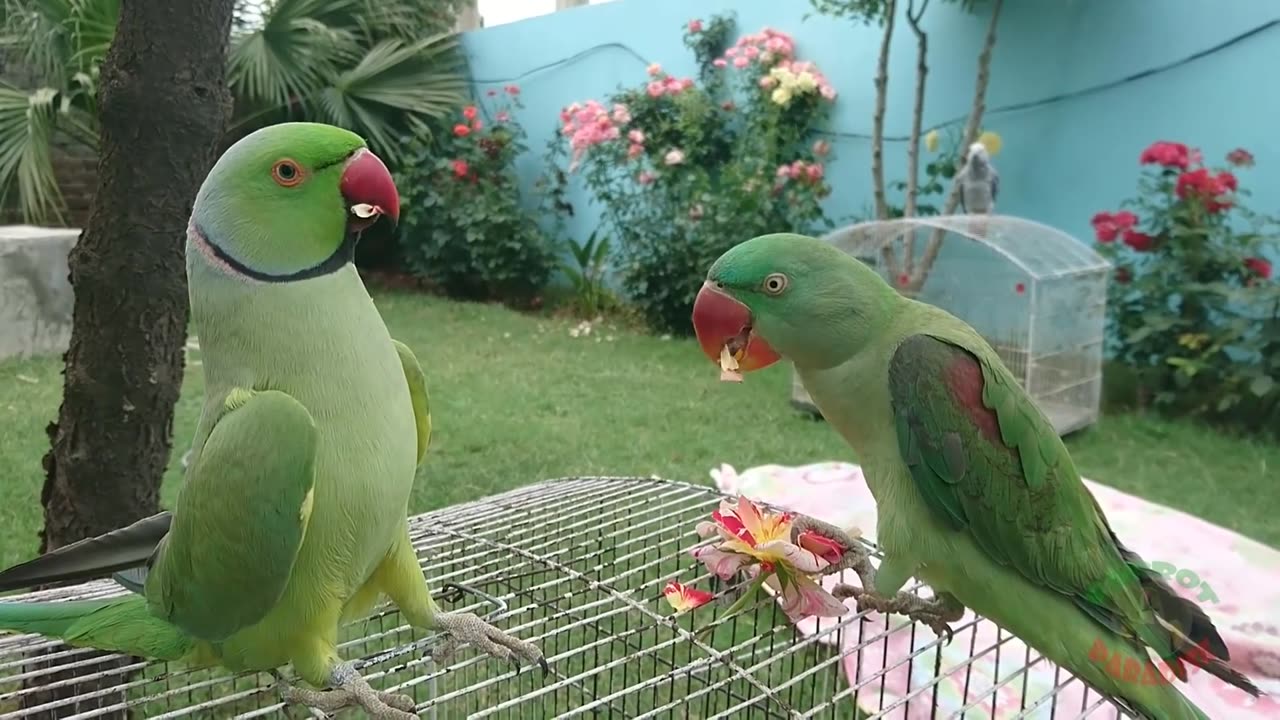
[[887, 334, 1230, 680], [144, 388, 318, 642], [391, 339, 432, 466]]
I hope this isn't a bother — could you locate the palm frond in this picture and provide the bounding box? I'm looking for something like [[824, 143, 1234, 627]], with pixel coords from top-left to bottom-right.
[[0, 84, 66, 224], [310, 34, 466, 161], [227, 0, 362, 112]]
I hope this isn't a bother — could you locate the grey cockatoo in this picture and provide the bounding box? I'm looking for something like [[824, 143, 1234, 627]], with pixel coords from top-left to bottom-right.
[[955, 142, 998, 215]]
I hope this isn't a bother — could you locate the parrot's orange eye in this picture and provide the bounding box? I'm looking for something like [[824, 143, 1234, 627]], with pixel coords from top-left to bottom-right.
[[272, 159, 304, 187]]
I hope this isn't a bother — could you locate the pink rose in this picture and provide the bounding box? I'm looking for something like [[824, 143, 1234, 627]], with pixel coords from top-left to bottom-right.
[[712, 58, 727, 69], [733, 56, 749, 69], [646, 81, 664, 98], [688, 18, 703, 33], [664, 149, 685, 166], [646, 63, 662, 77], [627, 129, 645, 144]]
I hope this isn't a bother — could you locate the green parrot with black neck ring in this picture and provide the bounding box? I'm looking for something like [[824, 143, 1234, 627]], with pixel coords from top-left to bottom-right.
[[0, 122, 546, 719]]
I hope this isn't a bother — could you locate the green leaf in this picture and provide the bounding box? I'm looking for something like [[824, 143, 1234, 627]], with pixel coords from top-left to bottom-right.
[[1249, 375, 1275, 397], [694, 572, 768, 640]]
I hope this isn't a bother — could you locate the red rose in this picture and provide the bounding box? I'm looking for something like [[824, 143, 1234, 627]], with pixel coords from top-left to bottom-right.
[[453, 124, 471, 138], [1091, 210, 1137, 243], [1115, 267, 1132, 284], [1139, 141, 1190, 169], [1113, 210, 1138, 229], [1244, 257, 1273, 279], [1015, 282, 1026, 294], [1176, 168, 1234, 213], [1122, 230, 1156, 252], [504, 84, 520, 95], [451, 159, 469, 178], [462, 105, 478, 120], [1226, 148, 1254, 167]]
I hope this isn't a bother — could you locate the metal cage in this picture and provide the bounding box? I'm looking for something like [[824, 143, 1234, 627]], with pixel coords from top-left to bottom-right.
[[0, 477, 1133, 718], [790, 215, 1111, 436]]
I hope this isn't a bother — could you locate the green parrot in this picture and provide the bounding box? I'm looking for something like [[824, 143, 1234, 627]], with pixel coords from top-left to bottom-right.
[[690, 232, 1261, 720], [0, 122, 545, 719]]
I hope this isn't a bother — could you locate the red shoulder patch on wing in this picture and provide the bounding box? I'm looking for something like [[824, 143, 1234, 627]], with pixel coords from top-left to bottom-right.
[[943, 352, 1002, 444]]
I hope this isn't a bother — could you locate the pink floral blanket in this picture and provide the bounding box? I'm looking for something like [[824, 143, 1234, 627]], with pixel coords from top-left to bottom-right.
[[710, 462, 1280, 719]]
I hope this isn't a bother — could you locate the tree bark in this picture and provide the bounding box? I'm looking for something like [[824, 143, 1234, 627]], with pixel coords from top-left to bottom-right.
[[872, 0, 899, 277], [26, 0, 234, 715], [901, 0, 930, 277], [907, 0, 1003, 294]]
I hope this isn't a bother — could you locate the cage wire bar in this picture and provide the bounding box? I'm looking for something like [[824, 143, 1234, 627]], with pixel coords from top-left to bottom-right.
[[0, 477, 1135, 719], [792, 215, 1111, 437]]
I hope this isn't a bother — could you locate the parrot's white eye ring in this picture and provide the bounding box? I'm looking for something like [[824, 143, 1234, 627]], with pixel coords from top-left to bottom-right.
[[272, 159, 304, 187], [762, 273, 788, 295]]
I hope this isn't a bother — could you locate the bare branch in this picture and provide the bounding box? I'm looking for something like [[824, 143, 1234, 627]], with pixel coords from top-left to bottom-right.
[[908, 0, 1002, 294], [873, 0, 899, 277], [901, 0, 929, 277]]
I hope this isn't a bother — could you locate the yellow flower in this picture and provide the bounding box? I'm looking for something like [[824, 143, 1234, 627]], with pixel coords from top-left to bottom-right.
[[1177, 333, 1209, 350], [978, 130, 1003, 156], [794, 71, 818, 92], [771, 87, 793, 106], [924, 129, 939, 153]]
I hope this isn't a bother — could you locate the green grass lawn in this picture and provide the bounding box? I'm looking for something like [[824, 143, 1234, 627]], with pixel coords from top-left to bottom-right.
[[0, 289, 1277, 573]]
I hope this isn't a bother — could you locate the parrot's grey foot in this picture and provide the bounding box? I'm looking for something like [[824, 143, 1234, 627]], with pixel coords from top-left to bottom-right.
[[835, 586, 965, 643], [430, 611, 549, 677], [277, 662, 417, 720], [788, 515, 873, 577]]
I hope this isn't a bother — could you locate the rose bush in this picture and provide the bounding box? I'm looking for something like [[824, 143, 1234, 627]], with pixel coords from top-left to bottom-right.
[[1092, 141, 1279, 431], [396, 85, 555, 305], [542, 14, 837, 333]]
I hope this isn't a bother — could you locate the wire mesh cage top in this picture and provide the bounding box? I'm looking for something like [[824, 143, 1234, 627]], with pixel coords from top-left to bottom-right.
[[817, 215, 1112, 436], [0, 477, 1134, 719]]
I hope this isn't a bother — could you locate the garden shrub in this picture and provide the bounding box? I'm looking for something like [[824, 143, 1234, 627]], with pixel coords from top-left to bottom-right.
[[1091, 142, 1278, 433], [543, 14, 837, 334], [397, 86, 555, 305]]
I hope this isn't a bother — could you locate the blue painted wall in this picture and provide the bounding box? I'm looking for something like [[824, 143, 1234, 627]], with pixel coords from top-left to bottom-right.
[[459, 0, 1280, 257]]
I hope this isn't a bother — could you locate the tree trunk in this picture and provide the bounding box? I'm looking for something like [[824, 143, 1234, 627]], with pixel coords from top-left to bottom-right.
[[871, 0, 899, 277], [26, 0, 234, 715], [907, 0, 1003, 295], [901, 0, 930, 277]]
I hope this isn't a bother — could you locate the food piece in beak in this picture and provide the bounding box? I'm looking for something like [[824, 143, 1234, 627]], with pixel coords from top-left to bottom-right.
[[351, 203, 379, 219], [719, 346, 743, 383]]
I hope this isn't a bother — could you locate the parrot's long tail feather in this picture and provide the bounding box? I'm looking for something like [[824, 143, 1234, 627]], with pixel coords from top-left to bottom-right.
[[1118, 545, 1261, 696], [0, 596, 193, 661]]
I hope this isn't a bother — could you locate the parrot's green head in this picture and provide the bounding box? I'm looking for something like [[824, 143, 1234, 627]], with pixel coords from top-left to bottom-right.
[[691, 233, 898, 371], [189, 122, 400, 282]]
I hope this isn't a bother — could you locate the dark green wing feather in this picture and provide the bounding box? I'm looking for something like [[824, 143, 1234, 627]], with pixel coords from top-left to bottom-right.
[[391, 339, 432, 466], [144, 389, 317, 642], [888, 333, 1254, 691]]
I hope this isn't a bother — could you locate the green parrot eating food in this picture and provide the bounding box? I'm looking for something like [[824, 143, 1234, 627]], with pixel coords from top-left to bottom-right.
[[690, 232, 1262, 720], [0, 122, 545, 719]]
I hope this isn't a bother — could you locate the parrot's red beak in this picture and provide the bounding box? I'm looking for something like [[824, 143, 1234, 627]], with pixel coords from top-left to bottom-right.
[[691, 281, 781, 373], [340, 148, 400, 232]]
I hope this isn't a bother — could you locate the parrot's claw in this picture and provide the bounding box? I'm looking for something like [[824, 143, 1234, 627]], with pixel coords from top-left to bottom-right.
[[429, 611, 549, 678], [787, 515, 872, 577], [835, 585, 964, 644], [277, 661, 417, 720]]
